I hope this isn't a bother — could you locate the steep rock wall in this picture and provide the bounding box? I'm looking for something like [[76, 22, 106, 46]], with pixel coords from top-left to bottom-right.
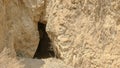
[[46, 0, 120, 67]]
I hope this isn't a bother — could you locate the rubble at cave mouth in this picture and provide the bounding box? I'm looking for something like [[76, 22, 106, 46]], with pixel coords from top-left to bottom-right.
[[33, 22, 55, 59]]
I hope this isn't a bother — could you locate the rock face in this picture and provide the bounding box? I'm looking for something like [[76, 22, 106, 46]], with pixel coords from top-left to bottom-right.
[[0, 0, 45, 57], [0, 48, 24, 68], [0, 0, 120, 68], [46, 0, 120, 67]]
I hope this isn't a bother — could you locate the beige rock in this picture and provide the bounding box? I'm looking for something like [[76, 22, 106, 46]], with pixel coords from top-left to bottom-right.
[[0, 0, 45, 57], [0, 0, 120, 68], [0, 48, 73, 68], [46, 0, 120, 68], [0, 48, 24, 68]]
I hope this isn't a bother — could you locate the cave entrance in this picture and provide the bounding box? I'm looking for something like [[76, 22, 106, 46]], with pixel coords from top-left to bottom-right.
[[33, 22, 55, 59]]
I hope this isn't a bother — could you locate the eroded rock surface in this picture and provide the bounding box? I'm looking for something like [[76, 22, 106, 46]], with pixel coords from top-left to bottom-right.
[[46, 0, 120, 68], [0, 0, 45, 57], [0, 0, 120, 68]]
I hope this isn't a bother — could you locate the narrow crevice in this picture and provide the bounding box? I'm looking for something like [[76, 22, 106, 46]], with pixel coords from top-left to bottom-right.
[[33, 22, 55, 59]]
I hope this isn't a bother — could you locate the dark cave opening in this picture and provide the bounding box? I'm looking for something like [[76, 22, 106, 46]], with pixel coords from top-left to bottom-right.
[[33, 22, 55, 59]]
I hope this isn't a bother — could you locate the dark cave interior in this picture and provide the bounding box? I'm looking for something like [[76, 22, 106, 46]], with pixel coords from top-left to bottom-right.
[[33, 22, 55, 59]]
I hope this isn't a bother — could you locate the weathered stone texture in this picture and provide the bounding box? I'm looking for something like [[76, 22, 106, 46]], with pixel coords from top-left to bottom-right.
[[0, 0, 120, 68], [0, 0, 45, 57], [46, 0, 120, 67]]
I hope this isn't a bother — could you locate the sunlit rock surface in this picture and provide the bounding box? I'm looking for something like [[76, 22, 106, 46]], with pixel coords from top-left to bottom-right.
[[46, 0, 120, 67], [0, 0, 120, 68]]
